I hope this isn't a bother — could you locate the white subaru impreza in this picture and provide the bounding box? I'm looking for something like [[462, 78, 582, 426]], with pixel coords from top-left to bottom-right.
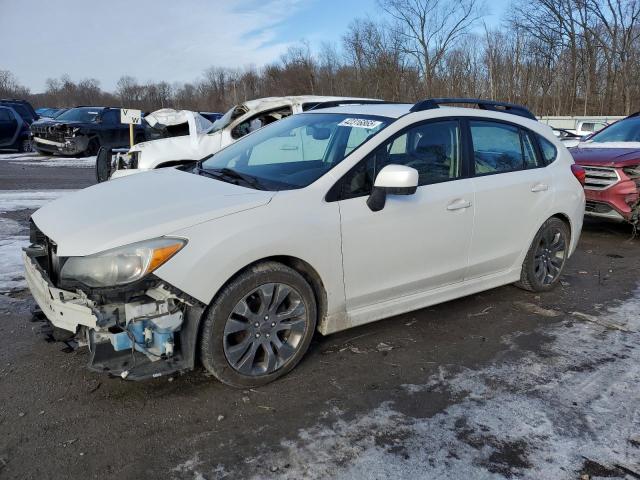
[[24, 98, 585, 387]]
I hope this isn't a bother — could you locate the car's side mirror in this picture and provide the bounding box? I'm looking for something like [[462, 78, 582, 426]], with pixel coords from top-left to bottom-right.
[[366, 164, 419, 212]]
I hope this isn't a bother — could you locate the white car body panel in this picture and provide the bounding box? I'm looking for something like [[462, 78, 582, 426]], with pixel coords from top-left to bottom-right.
[[27, 103, 585, 340], [339, 178, 475, 310], [467, 167, 554, 277]]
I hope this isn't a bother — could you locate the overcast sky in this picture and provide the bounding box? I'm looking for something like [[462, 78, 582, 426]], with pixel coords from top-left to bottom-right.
[[0, 0, 509, 93]]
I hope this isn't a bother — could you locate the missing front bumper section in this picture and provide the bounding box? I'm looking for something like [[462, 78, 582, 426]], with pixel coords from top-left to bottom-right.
[[86, 304, 204, 381], [24, 251, 205, 381]]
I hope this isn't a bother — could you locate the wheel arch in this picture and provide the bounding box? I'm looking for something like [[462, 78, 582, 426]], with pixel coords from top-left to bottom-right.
[[516, 211, 575, 273], [219, 255, 327, 325], [194, 255, 328, 352], [550, 212, 572, 240]]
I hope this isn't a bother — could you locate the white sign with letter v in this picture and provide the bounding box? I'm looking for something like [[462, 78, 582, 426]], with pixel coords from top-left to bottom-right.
[[120, 108, 142, 125]]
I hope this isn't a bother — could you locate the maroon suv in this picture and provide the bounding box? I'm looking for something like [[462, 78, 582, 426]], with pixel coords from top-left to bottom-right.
[[570, 113, 640, 223]]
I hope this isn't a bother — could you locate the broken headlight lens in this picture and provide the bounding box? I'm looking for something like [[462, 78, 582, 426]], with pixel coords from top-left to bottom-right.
[[59, 237, 186, 288]]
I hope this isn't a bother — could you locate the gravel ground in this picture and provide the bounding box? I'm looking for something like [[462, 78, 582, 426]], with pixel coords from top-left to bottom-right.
[[0, 153, 639, 480]]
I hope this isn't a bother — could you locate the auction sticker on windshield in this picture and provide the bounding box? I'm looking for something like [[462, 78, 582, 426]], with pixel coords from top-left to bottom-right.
[[338, 118, 383, 129]]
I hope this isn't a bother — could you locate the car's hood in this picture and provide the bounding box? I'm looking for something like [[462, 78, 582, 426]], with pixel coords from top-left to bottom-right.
[[570, 143, 640, 167], [32, 167, 274, 256], [130, 130, 222, 167], [144, 108, 213, 132]]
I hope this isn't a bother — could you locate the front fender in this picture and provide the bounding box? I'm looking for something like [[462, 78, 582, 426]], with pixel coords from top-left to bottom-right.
[[154, 193, 345, 320]]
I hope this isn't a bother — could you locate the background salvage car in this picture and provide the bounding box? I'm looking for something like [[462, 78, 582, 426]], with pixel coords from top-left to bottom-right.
[[30, 106, 146, 156], [98, 95, 385, 182], [0, 105, 33, 152], [0, 98, 39, 124], [24, 98, 585, 388]]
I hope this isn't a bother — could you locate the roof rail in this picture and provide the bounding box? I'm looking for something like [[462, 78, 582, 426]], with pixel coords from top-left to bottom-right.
[[410, 98, 536, 120], [308, 99, 394, 111]]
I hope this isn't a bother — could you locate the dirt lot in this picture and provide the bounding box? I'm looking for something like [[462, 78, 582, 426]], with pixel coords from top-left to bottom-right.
[[0, 154, 639, 480]]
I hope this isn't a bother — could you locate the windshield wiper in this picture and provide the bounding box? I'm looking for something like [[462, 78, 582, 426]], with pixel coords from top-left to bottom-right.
[[197, 166, 264, 190]]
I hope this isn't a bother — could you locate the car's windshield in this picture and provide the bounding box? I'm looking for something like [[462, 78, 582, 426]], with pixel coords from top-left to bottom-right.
[[587, 117, 640, 143], [200, 113, 391, 190], [55, 107, 102, 123], [207, 106, 237, 133]]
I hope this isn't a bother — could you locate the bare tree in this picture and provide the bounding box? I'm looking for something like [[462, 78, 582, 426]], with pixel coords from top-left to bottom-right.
[[380, 0, 485, 91], [0, 70, 30, 98]]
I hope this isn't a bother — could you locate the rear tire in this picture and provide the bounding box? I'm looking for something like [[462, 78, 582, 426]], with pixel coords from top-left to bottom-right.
[[200, 262, 317, 388], [516, 217, 570, 292]]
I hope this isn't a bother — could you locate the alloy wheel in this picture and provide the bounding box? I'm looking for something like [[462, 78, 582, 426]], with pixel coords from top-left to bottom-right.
[[533, 226, 567, 286], [223, 283, 308, 376]]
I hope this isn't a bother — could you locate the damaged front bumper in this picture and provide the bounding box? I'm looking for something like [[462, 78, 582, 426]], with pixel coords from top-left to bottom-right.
[[97, 148, 145, 181], [23, 250, 204, 380], [32, 135, 89, 155]]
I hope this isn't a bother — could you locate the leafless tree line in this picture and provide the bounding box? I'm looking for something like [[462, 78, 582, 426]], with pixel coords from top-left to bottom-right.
[[2, 0, 639, 116]]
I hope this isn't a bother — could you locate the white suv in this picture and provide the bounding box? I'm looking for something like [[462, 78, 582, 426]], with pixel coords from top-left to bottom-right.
[[24, 98, 585, 387]]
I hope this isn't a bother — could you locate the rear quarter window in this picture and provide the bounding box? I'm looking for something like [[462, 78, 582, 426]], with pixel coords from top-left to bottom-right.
[[537, 135, 557, 165]]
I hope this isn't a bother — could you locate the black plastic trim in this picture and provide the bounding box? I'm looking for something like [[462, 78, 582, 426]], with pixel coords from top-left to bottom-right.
[[410, 98, 536, 120]]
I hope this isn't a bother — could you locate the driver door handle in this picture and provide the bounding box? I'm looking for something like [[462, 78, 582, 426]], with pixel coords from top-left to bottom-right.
[[531, 183, 549, 192], [447, 199, 472, 211]]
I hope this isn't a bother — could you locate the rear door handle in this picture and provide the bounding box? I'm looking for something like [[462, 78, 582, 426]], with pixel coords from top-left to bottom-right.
[[447, 199, 472, 211], [531, 183, 549, 192]]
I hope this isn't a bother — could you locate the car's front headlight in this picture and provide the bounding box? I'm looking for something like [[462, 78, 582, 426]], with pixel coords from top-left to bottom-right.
[[60, 237, 186, 288]]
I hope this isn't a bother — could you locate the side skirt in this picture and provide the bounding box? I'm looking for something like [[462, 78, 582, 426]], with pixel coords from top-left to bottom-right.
[[319, 268, 521, 335]]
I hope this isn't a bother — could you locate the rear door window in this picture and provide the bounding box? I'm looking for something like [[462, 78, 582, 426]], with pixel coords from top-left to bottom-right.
[[470, 121, 533, 174]]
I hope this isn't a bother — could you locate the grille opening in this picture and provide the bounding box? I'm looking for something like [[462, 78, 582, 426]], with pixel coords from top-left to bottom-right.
[[582, 166, 619, 190]]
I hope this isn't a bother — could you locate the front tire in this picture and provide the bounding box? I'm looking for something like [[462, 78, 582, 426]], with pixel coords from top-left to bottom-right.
[[19, 138, 34, 153], [82, 138, 100, 157], [200, 262, 317, 388], [516, 217, 570, 292], [95, 147, 113, 183]]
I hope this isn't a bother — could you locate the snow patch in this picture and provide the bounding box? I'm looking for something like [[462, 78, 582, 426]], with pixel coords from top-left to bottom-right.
[[0, 189, 74, 292], [0, 217, 29, 292], [189, 289, 640, 479], [0, 152, 96, 168], [0, 190, 73, 213]]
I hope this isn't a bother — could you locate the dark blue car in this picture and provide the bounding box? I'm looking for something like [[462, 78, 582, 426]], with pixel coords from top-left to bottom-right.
[[0, 105, 33, 152]]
